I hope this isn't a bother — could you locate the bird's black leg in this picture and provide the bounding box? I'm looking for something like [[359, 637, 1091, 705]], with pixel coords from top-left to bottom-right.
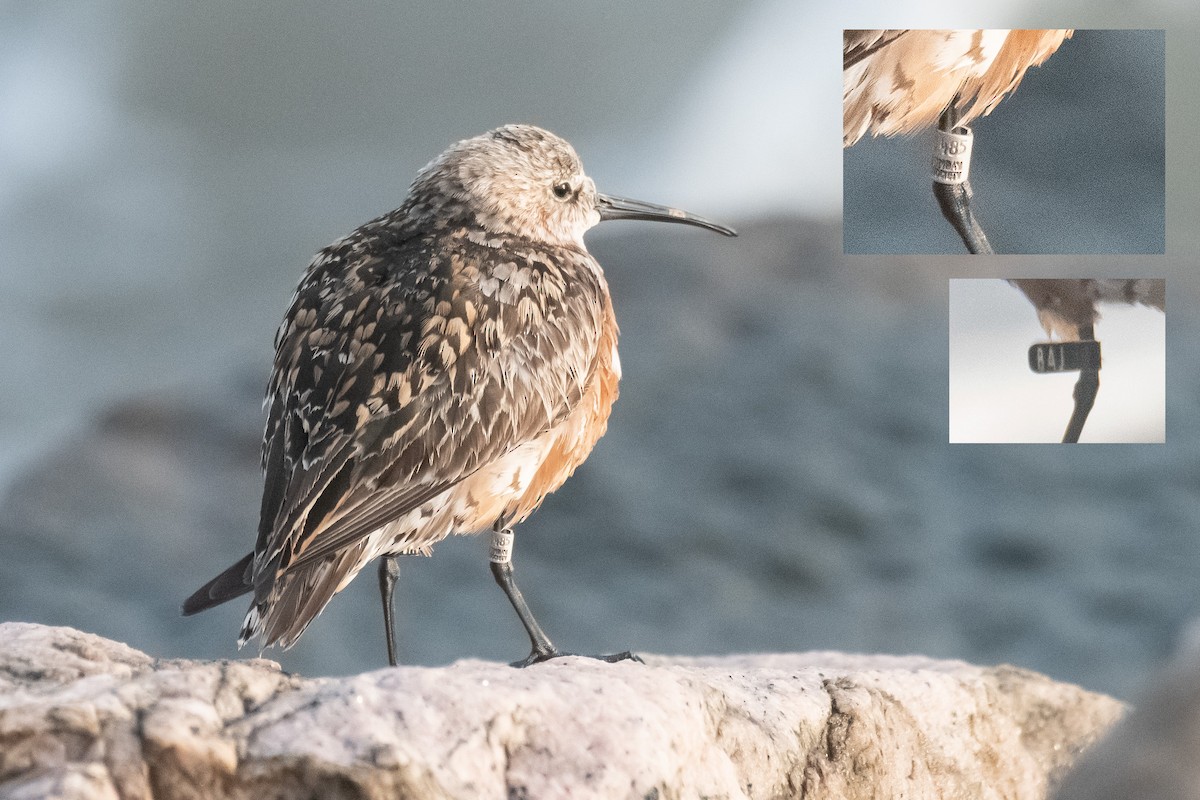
[[489, 524, 641, 668], [1062, 324, 1100, 443], [933, 95, 995, 254], [378, 555, 401, 667], [490, 527, 560, 667]]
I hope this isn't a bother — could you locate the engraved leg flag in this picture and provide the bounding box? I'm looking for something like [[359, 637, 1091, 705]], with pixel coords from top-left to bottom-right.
[[1011, 279, 1165, 443]]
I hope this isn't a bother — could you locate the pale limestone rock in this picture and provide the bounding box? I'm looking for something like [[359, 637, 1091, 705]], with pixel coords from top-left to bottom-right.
[[1, 623, 1122, 799]]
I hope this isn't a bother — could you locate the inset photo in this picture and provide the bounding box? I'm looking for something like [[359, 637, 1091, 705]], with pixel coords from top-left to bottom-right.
[[844, 30, 1165, 255], [949, 279, 1165, 443]]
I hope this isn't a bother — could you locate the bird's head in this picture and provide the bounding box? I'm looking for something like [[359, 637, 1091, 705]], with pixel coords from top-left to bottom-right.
[[407, 124, 735, 248]]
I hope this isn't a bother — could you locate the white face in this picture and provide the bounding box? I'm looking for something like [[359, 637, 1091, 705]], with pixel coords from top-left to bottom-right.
[[419, 125, 603, 248]]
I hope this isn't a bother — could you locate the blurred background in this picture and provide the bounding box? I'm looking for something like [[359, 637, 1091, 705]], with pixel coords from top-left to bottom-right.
[[1, 0, 1197, 702]]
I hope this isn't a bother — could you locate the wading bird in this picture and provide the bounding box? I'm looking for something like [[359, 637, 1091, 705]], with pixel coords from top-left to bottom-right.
[[183, 125, 736, 666], [844, 29, 1072, 253]]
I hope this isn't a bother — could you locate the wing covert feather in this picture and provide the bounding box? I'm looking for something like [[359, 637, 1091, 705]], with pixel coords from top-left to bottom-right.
[[253, 222, 607, 591]]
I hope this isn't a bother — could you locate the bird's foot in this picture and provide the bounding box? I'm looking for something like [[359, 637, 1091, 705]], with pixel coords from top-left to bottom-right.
[[591, 650, 643, 664], [510, 648, 644, 668], [510, 646, 565, 668]]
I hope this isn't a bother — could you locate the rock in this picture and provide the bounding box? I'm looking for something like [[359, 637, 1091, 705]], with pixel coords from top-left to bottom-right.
[[1053, 644, 1200, 800], [0, 373, 269, 669], [1, 623, 1123, 800]]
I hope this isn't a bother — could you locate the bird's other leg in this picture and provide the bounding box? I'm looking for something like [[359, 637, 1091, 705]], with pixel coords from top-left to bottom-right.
[[933, 95, 995, 254], [488, 523, 641, 668], [1062, 324, 1100, 444], [378, 555, 401, 667]]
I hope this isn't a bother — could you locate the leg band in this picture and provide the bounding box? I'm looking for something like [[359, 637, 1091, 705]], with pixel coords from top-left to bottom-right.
[[489, 528, 515, 565], [933, 126, 973, 185]]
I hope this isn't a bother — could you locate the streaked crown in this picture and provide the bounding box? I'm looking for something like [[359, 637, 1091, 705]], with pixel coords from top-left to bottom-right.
[[407, 124, 601, 248]]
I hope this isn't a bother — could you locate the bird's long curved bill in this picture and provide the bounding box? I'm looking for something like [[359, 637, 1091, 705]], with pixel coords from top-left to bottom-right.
[[596, 193, 736, 237]]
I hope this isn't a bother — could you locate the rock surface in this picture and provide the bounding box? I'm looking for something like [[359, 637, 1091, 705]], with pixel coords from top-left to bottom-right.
[[1, 623, 1122, 800]]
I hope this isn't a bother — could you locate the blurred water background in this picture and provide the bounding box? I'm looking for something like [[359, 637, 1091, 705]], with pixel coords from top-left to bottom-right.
[[2, 0, 1198, 701]]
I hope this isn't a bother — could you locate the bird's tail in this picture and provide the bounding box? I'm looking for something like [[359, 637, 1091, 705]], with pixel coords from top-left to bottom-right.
[[181, 552, 255, 615], [237, 542, 372, 650], [1093, 278, 1165, 312]]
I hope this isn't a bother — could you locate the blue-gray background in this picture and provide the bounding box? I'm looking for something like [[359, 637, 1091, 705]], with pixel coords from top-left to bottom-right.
[[2, 0, 1199, 702]]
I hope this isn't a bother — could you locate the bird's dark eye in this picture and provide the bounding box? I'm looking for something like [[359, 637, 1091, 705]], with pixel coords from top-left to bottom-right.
[[552, 182, 572, 200]]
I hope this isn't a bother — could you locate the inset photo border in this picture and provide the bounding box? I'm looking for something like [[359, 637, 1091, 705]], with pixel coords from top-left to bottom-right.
[[948, 279, 1165, 443], [844, 30, 1165, 255]]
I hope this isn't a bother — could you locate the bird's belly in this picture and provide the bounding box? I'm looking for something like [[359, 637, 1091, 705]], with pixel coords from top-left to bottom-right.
[[844, 29, 1069, 142], [468, 341, 620, 528], [369, 341, 620, 559], [502, 379, 616, 524]]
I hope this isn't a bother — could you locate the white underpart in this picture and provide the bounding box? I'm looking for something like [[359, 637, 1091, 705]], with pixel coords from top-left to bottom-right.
[[484, 439, 550, 498], [574, 212, 598, 250], [841, 29, 1024, 146], [931, 30, 1008, 74], [847, 30, 1009, 122], [352, 437, 554, 572]]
